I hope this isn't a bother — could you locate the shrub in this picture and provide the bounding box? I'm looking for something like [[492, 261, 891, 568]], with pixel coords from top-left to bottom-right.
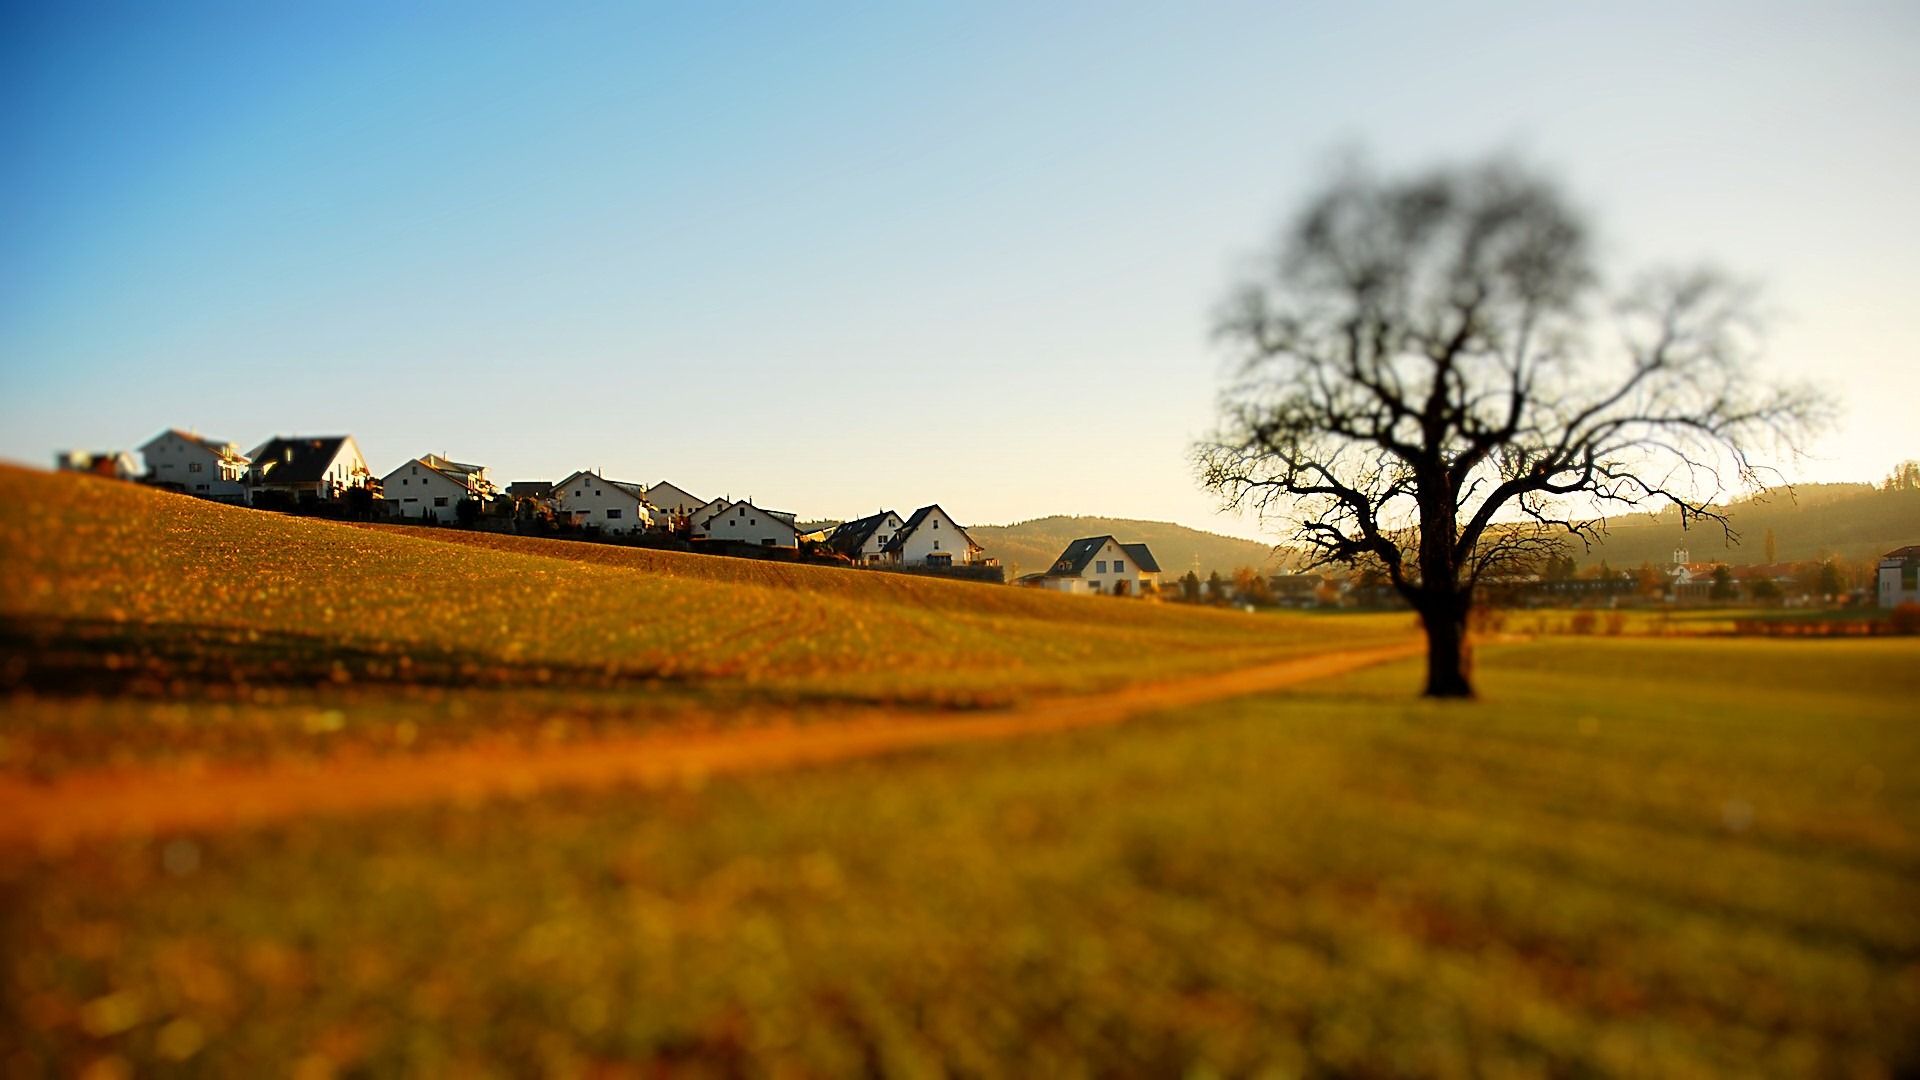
[[1892, 603, 1920, 635]]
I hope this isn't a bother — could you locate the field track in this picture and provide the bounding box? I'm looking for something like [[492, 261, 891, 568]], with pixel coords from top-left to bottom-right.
[[0, 640, 1421, 849]]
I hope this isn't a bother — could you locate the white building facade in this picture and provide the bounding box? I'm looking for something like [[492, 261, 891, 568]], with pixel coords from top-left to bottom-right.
[[1040, 536, 1162, 596], [1879, 546, 1920, 607], [139, 429, 250, 502], [885, 504, 982, 567], [699, 500, 798, 548], [552, 470, 652, 535], [382, 455, 494, 521]]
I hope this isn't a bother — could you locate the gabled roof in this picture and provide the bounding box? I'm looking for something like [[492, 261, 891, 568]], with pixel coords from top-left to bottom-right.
[[1120, 543, 1161, 574], [248, 436, 360, 485], [1883, 545, 1920, 560], [703, 499, 799, 536], [506, 481, 554, 499], [881, 504, 980, 556], [1048, 535, 1119, 576], [386, 455, 492, 494], [143, 429, 248, 462], [647, 481, 706, 510], [554, 470, 648, 505], [827, 510, 900, 556], [1047, 536, 1158, 576]]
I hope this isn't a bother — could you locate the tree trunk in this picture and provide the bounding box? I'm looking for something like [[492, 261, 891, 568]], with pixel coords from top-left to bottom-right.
[[1416, 598, 1474, 698]]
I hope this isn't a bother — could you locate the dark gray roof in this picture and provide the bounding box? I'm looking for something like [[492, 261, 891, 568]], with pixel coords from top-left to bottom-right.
[[1047, 535, 1158, 576], [1048, 535, 1116, 576], [881, 504, 980, 556], [507, 481, 553, 499], [249, 436, 352, 485], [827, 510, 898, 556], [1120, 543, 1161, 574]]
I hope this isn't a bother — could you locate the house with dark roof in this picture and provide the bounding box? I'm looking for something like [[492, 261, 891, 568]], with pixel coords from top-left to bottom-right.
[[1039, 535, 1162, 596], [1879, 545, 1920, 607], [244, 435, 370, 504], [826, 509, 906, 565], [552, 469, 654, 535], [138, 429, 249, 501], [880, 505, 983, 568], [381, 453, 497, 521]]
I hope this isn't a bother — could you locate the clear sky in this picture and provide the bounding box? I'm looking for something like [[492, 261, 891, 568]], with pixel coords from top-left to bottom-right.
[[3, 1, 1914, 538]]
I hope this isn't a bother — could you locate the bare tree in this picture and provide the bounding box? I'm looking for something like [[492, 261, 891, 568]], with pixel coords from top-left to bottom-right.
[[1196, 158, 1828, 697]]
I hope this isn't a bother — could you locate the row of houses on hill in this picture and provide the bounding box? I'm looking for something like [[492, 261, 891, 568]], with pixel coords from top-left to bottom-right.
[[67, 428, 1174, 595]]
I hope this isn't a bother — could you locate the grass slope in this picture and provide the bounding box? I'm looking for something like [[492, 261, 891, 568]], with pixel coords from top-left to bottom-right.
[[4, 637, 1914, 1075], [971, 514, 1282, 581], [0, 468, 1408, 774]]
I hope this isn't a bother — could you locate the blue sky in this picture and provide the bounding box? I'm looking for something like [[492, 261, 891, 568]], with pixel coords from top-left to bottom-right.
[[3, 1, 1915, 537]]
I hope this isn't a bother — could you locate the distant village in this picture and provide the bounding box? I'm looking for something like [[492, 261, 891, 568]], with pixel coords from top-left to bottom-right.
[[54, 431, 1920, 612], [55, 430, 1171, 598]]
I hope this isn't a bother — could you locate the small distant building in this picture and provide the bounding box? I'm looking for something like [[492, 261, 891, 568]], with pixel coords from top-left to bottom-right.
[[697, 499, 799, 549], [1040, 536, 1162, 596], [880, 504, 983, 568], [138, 430, 249, 501], [1269, 573, 1328, 607], [551, 469, 653, 534], [56, 449, 142, 482], [382, 454, 497, 521], [1879, 546, 1920, 607], [245, 435, 371, 503], [827, 509, 907, 565]]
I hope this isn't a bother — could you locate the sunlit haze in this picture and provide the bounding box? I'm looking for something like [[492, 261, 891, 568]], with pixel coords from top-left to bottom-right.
[[4, 2, 1915, 538]]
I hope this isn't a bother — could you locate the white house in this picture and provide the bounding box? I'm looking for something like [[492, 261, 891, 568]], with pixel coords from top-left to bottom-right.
[[882, 504, 983, 568], [827, 509, 906, 565], [138, 429, 249, 501], [1040, 536, 1163, 596], [246, 435, 370, 503], [382, 454, 496, 522], [687, 497, 733, 533], [552, 469, 653, 535], [1879, 545, 1920, 607], [697, 499, 799, 549], [643, 480, 707, 530]]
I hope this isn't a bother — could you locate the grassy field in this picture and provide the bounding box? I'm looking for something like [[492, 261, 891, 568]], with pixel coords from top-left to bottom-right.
[[3, 637, 1915, 1076], [0, 467, 1408, 776], [2, 467, 1916, 1076]]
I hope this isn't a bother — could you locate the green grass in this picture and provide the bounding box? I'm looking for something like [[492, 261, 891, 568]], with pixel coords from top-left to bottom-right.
[[5, 637, 1915, 1077]]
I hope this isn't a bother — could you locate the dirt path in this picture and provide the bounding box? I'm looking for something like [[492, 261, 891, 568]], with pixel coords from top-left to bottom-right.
[[0, 642, 1423, 850]]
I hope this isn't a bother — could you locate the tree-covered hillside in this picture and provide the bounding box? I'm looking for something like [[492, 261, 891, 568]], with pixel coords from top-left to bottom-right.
[[1574, 484, 1920, 569], [972, 516, 1283, 581]]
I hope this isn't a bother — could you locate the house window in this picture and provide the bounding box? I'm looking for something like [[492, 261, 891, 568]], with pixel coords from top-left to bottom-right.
[[575, 490, 582, 497], [404, 498, 418, 503], [933, 540, 940, 550], [933, 519, 939, 528], [411, 466, 418, 475], [606, 509, 622, 519], [762, 538, 775, 546], [1115, 560, 1125, 573], [1096, 561, 1107, 573], [750, 518, 756, 525], [595, 489, 602, 496], [434, 497, 449, 507], [189, 462, 203, 473]]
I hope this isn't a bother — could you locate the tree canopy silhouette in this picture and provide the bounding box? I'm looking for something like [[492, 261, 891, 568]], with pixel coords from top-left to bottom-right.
[[1196, 158, 1828, 697]]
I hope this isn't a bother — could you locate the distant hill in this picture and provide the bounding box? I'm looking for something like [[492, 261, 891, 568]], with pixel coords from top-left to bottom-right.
[[970, 515, 1283, 581], [1575, 484, 1920, 570]]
